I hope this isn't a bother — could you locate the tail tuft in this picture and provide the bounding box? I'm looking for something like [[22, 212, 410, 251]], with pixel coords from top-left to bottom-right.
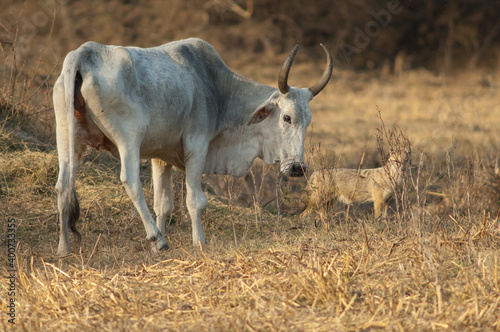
[[68, 189, 82, 243]]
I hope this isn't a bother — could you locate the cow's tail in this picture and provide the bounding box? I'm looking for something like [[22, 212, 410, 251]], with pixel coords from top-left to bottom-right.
[[62, 50, 83, 242]]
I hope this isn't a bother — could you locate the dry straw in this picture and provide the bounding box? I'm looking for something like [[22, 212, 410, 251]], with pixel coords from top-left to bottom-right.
[[1, 18, 499, 330], [1, 125, 499, 330]]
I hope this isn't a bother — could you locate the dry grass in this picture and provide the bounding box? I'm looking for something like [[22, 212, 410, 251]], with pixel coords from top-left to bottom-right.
[[6, 232, 500, 331], [1, 179, 499, 332], [2, 72, 500, 331], [1, 20, 500, 332]]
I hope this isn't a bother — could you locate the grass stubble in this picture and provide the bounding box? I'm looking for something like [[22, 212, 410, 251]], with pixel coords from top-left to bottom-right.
[[1, 44, 500, 331]]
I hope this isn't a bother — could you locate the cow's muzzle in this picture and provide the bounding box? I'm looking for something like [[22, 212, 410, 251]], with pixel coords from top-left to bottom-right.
[[281, 161, 307, 177]]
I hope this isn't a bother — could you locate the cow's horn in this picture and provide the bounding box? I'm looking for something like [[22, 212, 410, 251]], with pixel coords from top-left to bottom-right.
[[278, 44, 299, 94], [309, 43, 333, 97]]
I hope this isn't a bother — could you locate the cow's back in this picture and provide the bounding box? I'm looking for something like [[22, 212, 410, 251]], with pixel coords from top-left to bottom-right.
[[71, 39, 227, 166]]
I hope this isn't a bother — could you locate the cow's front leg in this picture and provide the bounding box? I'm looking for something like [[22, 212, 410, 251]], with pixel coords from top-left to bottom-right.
[[118, 147, 169, 252], [185, 148, 208, 246], [152, 158, 174, 236]]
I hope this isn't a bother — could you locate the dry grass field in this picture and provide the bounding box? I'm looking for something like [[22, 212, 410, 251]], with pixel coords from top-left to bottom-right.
[[1, 2, 500, 330], [1, 60, 500, 331]]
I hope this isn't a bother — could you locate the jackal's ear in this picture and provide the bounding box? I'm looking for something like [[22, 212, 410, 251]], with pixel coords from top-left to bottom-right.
[[247, 103, 276, 126]]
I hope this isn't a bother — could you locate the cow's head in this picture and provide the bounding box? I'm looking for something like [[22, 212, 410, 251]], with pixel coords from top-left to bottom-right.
[[247, 44, 333, 177]]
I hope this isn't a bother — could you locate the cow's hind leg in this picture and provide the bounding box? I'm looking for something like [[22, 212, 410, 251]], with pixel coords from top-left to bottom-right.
[[118, 146, 169, 252], [54, 75, 87, 256], [152, 158, 174, 236], [55, 140, 86, 256]]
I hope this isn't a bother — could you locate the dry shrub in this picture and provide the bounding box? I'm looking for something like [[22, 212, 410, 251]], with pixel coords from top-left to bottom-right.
[[375, 111, 413, 233], [300, 143, 340, 228], [300, 110, 413, 232]]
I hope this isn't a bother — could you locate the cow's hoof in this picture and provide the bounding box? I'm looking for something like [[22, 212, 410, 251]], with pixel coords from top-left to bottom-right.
[[157, 241, 169, 252], [193, 239, 207, 248], [151, 237, 169, 253], [56, 244, 72, 257]]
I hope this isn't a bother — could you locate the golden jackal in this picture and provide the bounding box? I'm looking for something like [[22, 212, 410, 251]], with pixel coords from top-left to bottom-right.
[[301, 149, 411, 219]]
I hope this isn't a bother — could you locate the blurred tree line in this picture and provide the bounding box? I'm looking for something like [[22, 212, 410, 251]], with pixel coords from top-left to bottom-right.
[[206, 0, 500, 72], [1, 0, 500, 73]]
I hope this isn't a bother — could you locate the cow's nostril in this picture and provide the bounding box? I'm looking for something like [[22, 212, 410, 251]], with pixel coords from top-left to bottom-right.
[[290, 163, 306, 177]]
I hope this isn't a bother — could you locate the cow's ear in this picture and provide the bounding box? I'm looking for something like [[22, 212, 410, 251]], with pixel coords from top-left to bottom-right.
[[247, 104, 275, 126]]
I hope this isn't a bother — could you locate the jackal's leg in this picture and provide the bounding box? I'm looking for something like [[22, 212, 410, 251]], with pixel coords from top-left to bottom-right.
[[373, 191, 384, 219], [381, 199, 390, 218], [300, 205, 311, 219]]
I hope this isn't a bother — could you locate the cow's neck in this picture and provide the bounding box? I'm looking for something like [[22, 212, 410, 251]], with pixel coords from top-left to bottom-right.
[[203, 72, 279, 176], [219, 72, 276, 126]]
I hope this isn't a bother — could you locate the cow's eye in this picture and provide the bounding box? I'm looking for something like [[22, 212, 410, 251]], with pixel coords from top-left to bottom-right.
[[283, 115, 292, 124]]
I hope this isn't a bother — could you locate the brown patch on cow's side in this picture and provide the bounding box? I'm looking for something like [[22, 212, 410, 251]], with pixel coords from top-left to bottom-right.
[[101, 135, 114, 151], [74, 71, 87, 125]]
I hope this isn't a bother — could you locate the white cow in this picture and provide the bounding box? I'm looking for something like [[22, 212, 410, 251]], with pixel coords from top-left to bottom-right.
[[53, 38, 332, 255]]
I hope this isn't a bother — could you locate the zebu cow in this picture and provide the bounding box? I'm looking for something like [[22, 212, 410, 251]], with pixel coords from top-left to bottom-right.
[[54, 38, 332, 255]]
